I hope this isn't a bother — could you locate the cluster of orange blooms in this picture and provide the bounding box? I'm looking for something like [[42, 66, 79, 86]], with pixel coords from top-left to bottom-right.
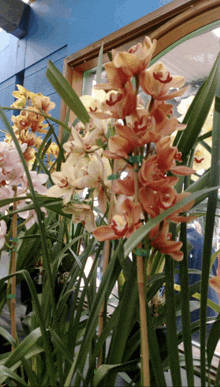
[[90, 37, 198, 261], [46, 37, 198, 261]]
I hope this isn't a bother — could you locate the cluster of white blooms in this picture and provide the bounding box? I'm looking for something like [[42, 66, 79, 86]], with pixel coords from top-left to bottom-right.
[[0, 141, 48, 248]]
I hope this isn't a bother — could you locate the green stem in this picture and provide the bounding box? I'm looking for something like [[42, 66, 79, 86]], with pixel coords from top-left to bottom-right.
[[165, 255, 182, 387], [134, 74, 139, 95], [179, 223, 194, 387], [133, 147, 150, 386]]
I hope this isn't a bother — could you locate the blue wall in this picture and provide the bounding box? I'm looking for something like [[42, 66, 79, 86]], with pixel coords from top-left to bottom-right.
[[0, 0, 174, 139], [0, 0, 174, 83]]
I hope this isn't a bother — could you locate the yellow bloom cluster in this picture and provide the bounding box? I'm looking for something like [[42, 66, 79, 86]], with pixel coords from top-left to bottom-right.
[[8, 85, 56, 165]]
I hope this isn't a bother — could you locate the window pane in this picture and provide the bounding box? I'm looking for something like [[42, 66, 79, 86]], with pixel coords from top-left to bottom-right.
[[83, 23, 220, 110]]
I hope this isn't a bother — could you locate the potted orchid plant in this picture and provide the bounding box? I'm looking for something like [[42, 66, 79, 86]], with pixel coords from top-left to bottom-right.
[[0, 35, 220, 387]]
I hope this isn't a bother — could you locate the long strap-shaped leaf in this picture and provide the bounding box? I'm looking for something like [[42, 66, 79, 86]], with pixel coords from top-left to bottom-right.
[[200, 74, 220, 386], [104, 257, 139, 386], [0, 270, 56, 386], [3, 328, 41, 369], [64, 241, 122, 387], [0, 365, 29, 387], [174, 52, 220, 162], [179, 222, 194, 387], [165, 254, 182, 387], [46, 60, 90, 125], [207, 317, 220, 372], [146, 304, 167, 387]]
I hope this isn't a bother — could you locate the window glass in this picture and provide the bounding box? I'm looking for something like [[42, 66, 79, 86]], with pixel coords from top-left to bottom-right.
[[83, 22, 220, 106], [82, 22, 220, 177]]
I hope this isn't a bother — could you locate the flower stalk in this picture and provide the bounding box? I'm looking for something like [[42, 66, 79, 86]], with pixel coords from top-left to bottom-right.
[[98, 159, 116, 366], [10, 186, 18, 349], [133, 150, 150, 386]]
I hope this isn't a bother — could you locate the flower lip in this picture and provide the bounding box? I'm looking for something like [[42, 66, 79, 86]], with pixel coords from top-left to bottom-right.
[[153, 71, 172, 84], [111, 214, 128, 237], [106, 93, 123, 106]]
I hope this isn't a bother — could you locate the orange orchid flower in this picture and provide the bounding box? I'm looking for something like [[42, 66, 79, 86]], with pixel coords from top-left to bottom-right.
[[105, 134, 134, 159], [117, 120, 162, 146], [100, 37, 156, 89], [140, 62, 188, 101], [101, 81, 137, 120], [156, 137, 195, 175], [139, 186, 197, 223], [150, 101, 187, 136], [112, 37, 157, 78], [104, 115, 163, 160], [93, 198, 142, 241], [113, 165, 135, 197], [138, 155, 179, 189], [103, 62, 131, 89], [149, 221, 183, 261]]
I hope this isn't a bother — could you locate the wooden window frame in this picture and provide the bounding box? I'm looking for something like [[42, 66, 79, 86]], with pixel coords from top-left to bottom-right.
[[59, 0, 220, 138]]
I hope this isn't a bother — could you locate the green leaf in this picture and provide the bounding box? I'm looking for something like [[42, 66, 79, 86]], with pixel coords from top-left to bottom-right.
[[146, 305, 167, 386], [200, 74, 220, 386], [207, 319, 220, 370], [64, 241, 123, 386], [0, 270, 57, 386], [173, 52, 220, 160], [93, 360, 139, 387], [50, 329, 73, 365], [106, 257, 138, 386], [84, 307, 121, 385], [214, 357, 220, 386], [46, 60, 90, 125], [0, 365, 29, 386], [0, 327, 16, 349], [179, 223, 194, 387], [32, 125, 54, 171], [165, 255, 182, 387], [124, 185, 220, 257], [35, 153, 53, 185], [3, 328, 41, 368], [200, 139, 212, 154], [209, 248, 220, 273]]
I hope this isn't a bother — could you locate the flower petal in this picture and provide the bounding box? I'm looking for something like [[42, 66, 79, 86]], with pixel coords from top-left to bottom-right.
[[93, 226, 118, 241]]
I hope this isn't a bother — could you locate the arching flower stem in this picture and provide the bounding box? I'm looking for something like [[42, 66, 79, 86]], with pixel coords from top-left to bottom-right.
[[10, 186, 18, 349], [133, 147, 150, 387], [134, 74, 140, 96], [98, 160, 117, 366]]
